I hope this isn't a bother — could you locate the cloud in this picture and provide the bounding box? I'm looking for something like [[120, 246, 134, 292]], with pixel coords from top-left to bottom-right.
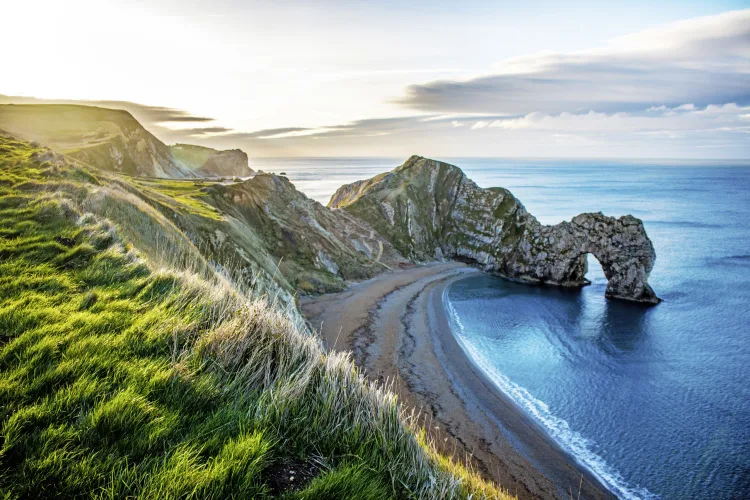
[[203, 104, 749, 158], [182, 126, 234, 136], [228, 117, 427, 142], [3, 7, 750, 161], [396, 9, 750, 116], [220, 127, 311, 140], [484, 104, 750, 134], [256, 127, 346, 139], [91, 101, 213, 123]]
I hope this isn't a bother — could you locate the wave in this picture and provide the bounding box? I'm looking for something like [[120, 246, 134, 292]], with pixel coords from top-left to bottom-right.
[[442, 288, 657, 500]]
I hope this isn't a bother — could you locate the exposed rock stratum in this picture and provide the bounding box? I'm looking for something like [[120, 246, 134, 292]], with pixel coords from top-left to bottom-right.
[[171, 144, 254, 177], [329, 155, 659, 304]]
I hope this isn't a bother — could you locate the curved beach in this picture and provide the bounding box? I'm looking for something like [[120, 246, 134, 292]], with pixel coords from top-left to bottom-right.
[[301, 263, 611, 499]]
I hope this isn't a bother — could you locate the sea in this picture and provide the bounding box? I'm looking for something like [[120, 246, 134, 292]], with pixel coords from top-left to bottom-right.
[[252, 157, 750, 499]]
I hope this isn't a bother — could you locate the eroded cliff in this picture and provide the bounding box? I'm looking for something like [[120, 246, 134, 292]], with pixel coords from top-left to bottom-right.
[[329, 155, 659, 304], [0, 104, 194, 178], [171, 144, 254, 178], [202, 173, 408, 293]]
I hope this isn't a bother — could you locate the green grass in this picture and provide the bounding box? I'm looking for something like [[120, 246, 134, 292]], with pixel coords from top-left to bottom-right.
[[0, 135, 512, 499], [0, 105, 129, 152], [170, 144, 215, 171], [129, 177, 225, 220]]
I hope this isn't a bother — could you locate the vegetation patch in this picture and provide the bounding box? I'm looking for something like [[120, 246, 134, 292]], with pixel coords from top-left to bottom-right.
[[129, 177, 225, 220], [0, 136, 511, 499]]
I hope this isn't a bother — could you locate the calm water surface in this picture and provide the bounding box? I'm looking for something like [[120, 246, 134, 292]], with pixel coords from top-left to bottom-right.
[[255, 157, 750, 499]]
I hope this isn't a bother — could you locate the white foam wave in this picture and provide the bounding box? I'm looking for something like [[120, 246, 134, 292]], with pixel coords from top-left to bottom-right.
[[443, 288, 657, 500]]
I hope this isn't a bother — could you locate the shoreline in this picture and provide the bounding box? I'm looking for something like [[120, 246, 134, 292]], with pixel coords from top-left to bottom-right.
[[301, 263, 611, 499]]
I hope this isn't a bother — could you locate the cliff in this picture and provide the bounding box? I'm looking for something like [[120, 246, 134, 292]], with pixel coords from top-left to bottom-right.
[[171, 143, 254, 177], [0, 104, 255, 179], [329, 155, 659, 304], [200, 173, 407, 293], [0, 104, 194, 178]]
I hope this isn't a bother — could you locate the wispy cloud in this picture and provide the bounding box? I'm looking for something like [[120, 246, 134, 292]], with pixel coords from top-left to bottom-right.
[[255, 127, 346, 139], [483, 104, 750, 133], [396, 10, 750, 115], [182, 126, 234, 136]]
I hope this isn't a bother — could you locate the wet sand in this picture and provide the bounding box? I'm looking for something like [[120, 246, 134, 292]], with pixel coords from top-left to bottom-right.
[[301, 263, 611, 499]]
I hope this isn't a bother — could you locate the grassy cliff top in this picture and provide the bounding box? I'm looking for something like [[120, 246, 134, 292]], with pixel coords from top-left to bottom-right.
[[170, 143, 216, 169], [0, 104, 146, 153], [0, 135, 512, 499], [0, 104, 194, 178]]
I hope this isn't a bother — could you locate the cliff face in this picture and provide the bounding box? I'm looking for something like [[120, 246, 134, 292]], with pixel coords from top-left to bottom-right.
[[329, 156, 659, 304], [171, 144, 254, 177], [0, 105, 255, 179], [0, 104, 193, 178], [202, 173, 408, 293]]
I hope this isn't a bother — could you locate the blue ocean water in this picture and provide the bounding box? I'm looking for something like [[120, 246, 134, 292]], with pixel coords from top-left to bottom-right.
[[255, 157, 750, 499]]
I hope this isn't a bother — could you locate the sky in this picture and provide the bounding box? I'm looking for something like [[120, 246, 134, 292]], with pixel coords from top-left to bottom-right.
[[2, 0, 750, 158]]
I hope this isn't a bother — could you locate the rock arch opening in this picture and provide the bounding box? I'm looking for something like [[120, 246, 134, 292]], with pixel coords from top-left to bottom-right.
[[503, 212, 660, 304]]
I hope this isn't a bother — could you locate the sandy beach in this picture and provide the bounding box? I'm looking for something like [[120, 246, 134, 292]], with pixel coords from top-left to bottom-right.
[[301, 263, 611, 499]]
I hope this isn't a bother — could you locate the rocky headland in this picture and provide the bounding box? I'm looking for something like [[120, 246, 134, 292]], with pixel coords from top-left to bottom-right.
[[0, 105, 659, 303], [171, 143, 255, 178], [330, 155, 659, 304]]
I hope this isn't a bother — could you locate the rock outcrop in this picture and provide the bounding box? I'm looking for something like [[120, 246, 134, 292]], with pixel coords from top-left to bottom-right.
[[329, 155, 660, 304], [203, 173, 408, 293], [171, 144, 254, 178], [504, 212, 659, 303]]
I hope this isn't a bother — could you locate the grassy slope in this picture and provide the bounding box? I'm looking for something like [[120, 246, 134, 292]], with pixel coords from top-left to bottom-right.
[[0, 105, 187, 178], [0, 105, 129, 152], [204, 175, 406, 295], [129, 177, 224, 221], [170, 144, 215, 170], [0, 136, 511, 499]]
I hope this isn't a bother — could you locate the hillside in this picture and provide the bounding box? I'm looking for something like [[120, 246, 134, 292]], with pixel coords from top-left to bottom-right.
[[0, 104, 408, 294], [171, 143, 254, 178], [330, 155, 659, 303], [0, 104, 194, 178], [203, 174, 408, 293], [0, 105, 254, 180], [0, 136, 510, 498]]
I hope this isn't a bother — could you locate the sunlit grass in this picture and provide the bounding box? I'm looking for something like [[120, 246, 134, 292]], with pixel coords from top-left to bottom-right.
[[0, 135, 514, 499], [129, 177, 225, 220]]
